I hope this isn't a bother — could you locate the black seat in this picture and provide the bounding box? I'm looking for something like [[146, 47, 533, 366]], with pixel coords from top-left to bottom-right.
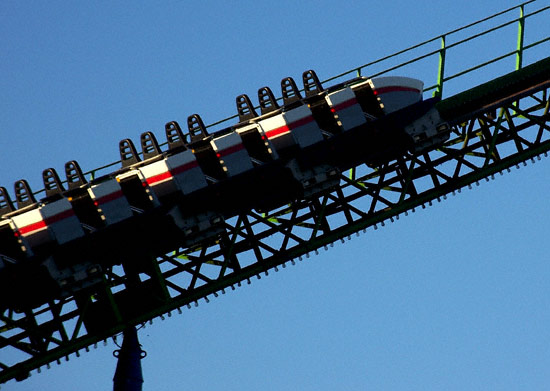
[[302, 69, 324, 98], [187, 114, 210, 144], [119, 139, 141, 168], [236, 94, 258, 122], [14, 180, 36, 209], [165, 121, 188, 152], [42, 168, 65, 199], [65, 160, 88, 190], [281, 77, 303, 107], [141, 131, 162, 160], [0, 187, 15, 215], [258, 86, 280, 115], [187, 114, 225, 180]]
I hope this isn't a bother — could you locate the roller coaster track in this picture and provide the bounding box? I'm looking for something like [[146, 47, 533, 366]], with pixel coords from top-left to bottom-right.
[[1, 1, 549, 385]]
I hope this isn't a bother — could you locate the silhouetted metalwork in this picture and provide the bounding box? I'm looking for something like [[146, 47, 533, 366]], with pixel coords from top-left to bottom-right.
[[1, 2, 548, 385]]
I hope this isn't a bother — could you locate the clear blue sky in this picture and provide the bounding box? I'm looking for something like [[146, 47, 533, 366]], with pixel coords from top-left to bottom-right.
[[2, 1, 550, 390]]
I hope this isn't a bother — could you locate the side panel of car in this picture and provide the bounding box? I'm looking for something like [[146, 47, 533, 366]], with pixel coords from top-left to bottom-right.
[[39, 198, 84, 244], [87, 178, 133, 225], [166, 150, 208, 194], [235, 123, 279, 162], [116, 170, 161, 212], [11, 208, 53, 249], [325, 87, 367, 131], [0, 219, 31, 259], [211, 132, 254, 176], [283, 105, 324, 148], [257, 113, 296, 155]]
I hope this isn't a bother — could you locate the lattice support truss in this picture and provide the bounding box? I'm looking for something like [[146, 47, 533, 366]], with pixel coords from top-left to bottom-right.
[[1, 83, 549, 384]]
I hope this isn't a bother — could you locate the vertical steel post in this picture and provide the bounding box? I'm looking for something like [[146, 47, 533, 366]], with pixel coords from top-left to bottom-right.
[[516, 4, 525, 70], [433, 35, 446, 98], [113, 327, 146, 391], [514, 3, 526, 113]]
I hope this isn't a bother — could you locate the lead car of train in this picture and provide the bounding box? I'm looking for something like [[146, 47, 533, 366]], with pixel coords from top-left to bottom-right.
[[0, 70, 450, 310]]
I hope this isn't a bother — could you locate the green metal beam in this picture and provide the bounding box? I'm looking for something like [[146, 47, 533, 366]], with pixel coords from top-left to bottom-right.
[[2, 60, 548, 385], [517, 4, 526, 70], [436, 56, 550, 122], [2, 3, 550, 384]]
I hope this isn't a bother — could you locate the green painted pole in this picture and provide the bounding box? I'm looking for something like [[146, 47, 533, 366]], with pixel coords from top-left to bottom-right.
[[433, 35, 446, 98], [516, 4, 525, 70]]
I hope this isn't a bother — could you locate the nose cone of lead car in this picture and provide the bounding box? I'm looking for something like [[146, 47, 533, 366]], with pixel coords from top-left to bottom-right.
[[370, 76, 424, 114]]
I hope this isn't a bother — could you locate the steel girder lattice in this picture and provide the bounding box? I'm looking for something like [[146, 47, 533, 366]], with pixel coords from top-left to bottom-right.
[[1, 82, 549, 384]]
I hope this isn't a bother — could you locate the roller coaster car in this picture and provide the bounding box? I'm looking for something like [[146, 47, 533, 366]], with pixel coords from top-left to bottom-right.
[[61, 161, 133, 232], [117, 138, 162, 212], [134, 128, 208, 202], [0, 187, 31, 260], [311, 75, 449, 170], [5, 178, 85, 256], [181, 113, 292, 214], [236, 91, 279, 164], [210, 130, 254, 177], [185, 115, 228, 181], [255, 76, 325, 157], [368, 76, 450, 153], [186, 113, 265, 180], [62, 160, 152, 271], [0, 176, 103, 306], [220, 92, 301, 211], [0, 67, 454, 313], [116, 127, 224, 247], [264, 74, 341, 197]]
